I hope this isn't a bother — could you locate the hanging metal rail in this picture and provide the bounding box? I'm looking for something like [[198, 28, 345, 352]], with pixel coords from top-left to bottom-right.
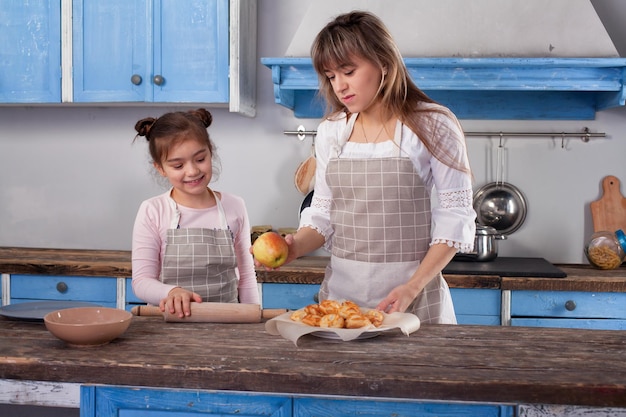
[[284, 126, 605, 145]]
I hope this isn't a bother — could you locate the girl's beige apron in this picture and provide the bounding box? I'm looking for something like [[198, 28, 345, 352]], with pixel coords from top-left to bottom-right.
[[320, 119, 457, 324], [160, 189, 238, 303]]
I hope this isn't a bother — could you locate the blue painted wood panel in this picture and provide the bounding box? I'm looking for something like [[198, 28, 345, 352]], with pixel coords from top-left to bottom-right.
[[73, 0, 150, 101], [262, 283, 319, 309], [511, 290, 626, 319], [0, 1, 61, 103], [11, 274, 117, 305], [294, 396, 514, 417], [261, 57, 626, 120], [73, 0, 229, 103], [154, 0, 229, 102], [81, 386, 293, 416], [511, 318, 626, 330]]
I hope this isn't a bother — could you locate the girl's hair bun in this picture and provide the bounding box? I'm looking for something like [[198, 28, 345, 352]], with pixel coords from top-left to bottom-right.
[[134, 117, 157, 139], [189, 108, 212, 128]]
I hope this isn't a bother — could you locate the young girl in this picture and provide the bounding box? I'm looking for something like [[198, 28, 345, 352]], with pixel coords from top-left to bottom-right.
[[132, 108, 259, 319], [266, 11, 476, 324]]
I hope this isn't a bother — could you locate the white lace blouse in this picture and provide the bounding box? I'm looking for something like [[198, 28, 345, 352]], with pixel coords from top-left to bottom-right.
[[299, 107, 477, 253]]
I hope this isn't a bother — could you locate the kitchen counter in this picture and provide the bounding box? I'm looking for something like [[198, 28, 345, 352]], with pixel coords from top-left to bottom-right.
[[1, 246, 626, 292], [0, 315, 624, 407]]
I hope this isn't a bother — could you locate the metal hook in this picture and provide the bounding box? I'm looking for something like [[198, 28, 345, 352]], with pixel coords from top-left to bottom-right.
[[297, 125, 306, 141], [581, 127, 591, 143], [561, 132, 565, 149]]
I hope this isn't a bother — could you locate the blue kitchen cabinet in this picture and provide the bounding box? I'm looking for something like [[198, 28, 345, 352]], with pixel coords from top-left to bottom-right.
[[0, 1, 61, 103], [72, 0, 229, 103], [10, 274, 117, 307], [262, 283, 320, 309], [80, 386, 514, 417], [451, 288, 501, 325], [510, 290, 626, 330], [124, 277, 145, 311], [294, 396, 514, 417], [81, 386, 293, 416]]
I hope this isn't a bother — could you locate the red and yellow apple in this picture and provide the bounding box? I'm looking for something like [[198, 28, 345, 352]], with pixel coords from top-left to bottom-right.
[[252, 231, 289, 268]]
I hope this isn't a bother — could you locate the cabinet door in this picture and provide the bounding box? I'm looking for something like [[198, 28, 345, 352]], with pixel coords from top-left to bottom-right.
[[81, 386, 292, 416], [154, 0, 229, 102], [11, 274, 117, 306], [72, 0, 150, 102], [72, 0, 229, 103], [450, 288, 501, 325], [510, 290, 626, 330], [0, 1, 61, 103], [262, 283, 319, 309], [294, 396, 514, 417]]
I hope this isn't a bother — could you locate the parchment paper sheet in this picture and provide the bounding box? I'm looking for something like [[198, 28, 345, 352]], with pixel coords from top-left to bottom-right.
[[265, 310, 421, 345]]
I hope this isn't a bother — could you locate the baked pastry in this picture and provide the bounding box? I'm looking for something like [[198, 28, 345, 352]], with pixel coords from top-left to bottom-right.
[[365, 309, 384, 327], [338, 304, 361, 319], [289, 300, 384, 329], [304, 304, 323, 316], [289, 309, 307, 322], [345, 314, 372, 329], [319, 299, 341, 315], [319, 313, 345, 328], [301, 314, 322, 327]]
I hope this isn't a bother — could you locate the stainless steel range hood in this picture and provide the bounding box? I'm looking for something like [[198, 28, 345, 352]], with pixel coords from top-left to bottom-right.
[[262, 0, 626, 120]]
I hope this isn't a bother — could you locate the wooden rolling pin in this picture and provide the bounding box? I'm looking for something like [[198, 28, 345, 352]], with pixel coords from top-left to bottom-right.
[[130, 303, 287, 323]]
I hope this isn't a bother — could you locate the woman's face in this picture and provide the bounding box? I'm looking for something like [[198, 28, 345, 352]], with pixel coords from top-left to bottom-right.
[[323, 55, 383, 114], [155, 135, 213, 204]]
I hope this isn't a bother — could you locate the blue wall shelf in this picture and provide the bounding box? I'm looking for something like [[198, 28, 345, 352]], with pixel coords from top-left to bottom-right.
[[261, 57, 626, 120]]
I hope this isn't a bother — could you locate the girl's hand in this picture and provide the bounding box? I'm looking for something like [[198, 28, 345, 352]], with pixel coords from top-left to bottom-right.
[[160, 287, 202, 318]]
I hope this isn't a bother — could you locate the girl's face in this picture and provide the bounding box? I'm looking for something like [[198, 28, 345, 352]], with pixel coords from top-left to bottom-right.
[[155, 135, 213, 206], [324, 55, 383, 114]]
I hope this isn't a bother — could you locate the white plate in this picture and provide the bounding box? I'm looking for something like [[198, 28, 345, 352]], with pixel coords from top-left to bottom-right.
[[311, 330, 382, 340], [0, 301, 102, 321]]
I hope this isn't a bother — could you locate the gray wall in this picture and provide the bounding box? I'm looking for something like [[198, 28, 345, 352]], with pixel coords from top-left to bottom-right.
[[1, 0, 625, 264]]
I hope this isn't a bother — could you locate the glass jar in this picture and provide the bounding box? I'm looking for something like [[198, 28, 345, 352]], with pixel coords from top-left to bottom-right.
[[584, 229, 626, 270]]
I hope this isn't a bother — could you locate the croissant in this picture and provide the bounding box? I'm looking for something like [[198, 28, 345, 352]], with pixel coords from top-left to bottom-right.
[[290, 300, 385, 329], [301, 314, 322, 327], [344, 314, 372, 329], [365, 309, 384, 327], [319, 313, 345, 328]]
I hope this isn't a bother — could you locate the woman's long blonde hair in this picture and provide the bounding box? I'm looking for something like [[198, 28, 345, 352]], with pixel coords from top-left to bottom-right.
[[311, 11, 470, 174]]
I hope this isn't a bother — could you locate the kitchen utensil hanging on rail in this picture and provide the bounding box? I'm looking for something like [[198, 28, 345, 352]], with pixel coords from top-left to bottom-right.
[[473, 134, 528, 235], [294, 133, 316, 195], [590, 175, 626, 233]]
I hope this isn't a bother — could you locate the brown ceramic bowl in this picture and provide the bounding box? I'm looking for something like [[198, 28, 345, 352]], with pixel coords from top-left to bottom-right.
[[44, 307, 132, 347]]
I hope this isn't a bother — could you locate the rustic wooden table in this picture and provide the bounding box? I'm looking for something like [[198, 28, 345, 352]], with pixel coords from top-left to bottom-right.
[[1, 316, 624, 407]]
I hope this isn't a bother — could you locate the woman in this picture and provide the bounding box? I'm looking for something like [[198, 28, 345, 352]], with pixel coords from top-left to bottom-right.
[[264, 11, 476, 324]]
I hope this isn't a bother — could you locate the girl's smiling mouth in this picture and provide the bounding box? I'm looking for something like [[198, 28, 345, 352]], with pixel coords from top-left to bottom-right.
[[184, 175, 205, 185]]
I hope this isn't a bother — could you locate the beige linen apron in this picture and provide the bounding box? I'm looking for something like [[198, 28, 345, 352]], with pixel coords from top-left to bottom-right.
[[160, 189, 239, 303], [320, 120, 457, 324]]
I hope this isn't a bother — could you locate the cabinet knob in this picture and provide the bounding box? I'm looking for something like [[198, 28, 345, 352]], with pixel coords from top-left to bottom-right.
[[130, 74, 142, 85], [564, 300, 576, 311], [56, 282, 68, 294], [153, 75, 164, 86]]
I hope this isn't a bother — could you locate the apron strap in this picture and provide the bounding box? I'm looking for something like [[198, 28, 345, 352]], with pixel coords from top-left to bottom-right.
[[167, 188, 229, 230]]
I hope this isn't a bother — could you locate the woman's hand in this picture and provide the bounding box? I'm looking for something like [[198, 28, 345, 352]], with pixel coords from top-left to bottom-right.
[[376, 282, 420, 314], [160, 287, 202, 318]]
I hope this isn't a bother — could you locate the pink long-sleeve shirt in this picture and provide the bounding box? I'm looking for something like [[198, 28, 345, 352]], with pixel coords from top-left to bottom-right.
[[131, 189, 259, 305]]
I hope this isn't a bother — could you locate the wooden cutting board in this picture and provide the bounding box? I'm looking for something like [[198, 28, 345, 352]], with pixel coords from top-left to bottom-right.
[[590, 175, 626, 233]]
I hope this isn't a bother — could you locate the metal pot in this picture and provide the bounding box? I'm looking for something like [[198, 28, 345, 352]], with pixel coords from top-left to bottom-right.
[[454, 224, 507, 262]]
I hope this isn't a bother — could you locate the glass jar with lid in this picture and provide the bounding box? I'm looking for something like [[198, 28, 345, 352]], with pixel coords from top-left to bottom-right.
[[584, 229, 626, 270]]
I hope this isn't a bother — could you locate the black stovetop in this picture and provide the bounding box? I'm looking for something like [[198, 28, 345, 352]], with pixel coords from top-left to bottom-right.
[[443, 257, 567, 278]]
